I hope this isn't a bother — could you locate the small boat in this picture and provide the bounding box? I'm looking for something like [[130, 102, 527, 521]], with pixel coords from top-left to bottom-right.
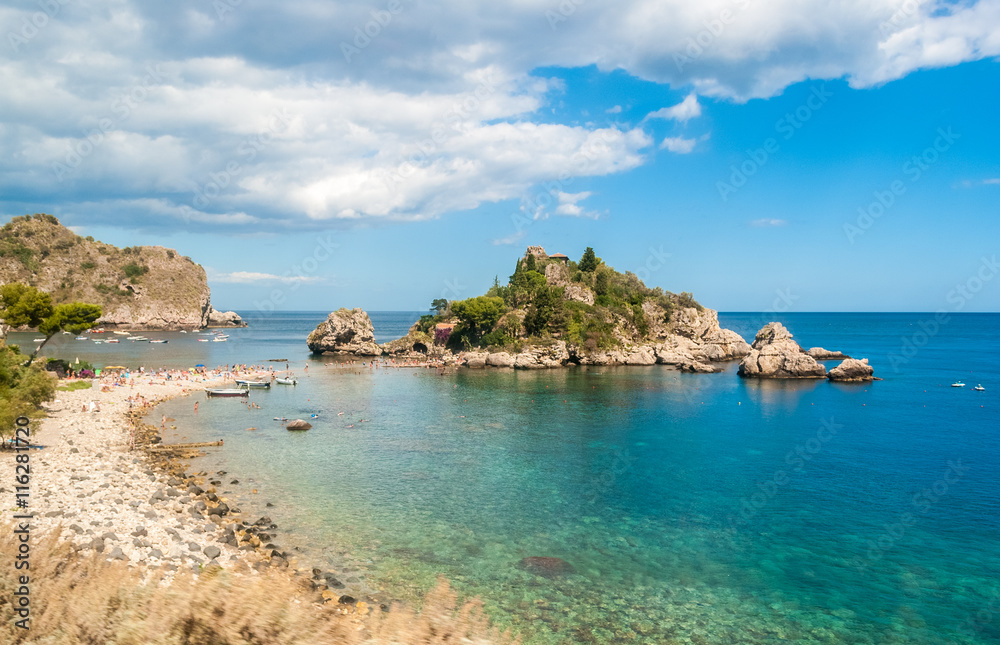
[[212, 337, 227, 342], [149, 340, 168, 344], [973, 384, 985, 391], [235, 379, 270, 389], [75, 336, 88, 340], [206, 388, 250, 398], [197, 338, 210, 342], [106, 339, 120, 343], [113, 331, 131, 336], [274, 377, 298, 385], [33, 338, 45, 342], [952, 382, 965, 387], [131, 337, 149, 342], [62, 331, 71, 334], [93, 340, 103, 344], [180, 330, 187, 333]]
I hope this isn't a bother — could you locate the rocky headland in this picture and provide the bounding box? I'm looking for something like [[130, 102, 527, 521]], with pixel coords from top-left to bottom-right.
[[0, 214, 244, 330]]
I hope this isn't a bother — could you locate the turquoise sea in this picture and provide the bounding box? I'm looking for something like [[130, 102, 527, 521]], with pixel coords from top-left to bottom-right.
[[12, 312, 1000, 644]]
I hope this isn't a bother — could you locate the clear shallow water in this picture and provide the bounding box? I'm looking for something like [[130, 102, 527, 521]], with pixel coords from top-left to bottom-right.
[[17, 312, 1000, 643]]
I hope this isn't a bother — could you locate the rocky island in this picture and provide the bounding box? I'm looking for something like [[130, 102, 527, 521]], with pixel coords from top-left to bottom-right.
[[308, 247, 877, 381], [0, 214, 243, 330]]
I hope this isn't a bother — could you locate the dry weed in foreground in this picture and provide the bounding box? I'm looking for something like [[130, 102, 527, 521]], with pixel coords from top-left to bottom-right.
[[0, 524, 516, 644]]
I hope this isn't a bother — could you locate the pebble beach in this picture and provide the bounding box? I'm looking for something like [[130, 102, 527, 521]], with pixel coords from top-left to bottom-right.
[[1, 370, 355, 599]]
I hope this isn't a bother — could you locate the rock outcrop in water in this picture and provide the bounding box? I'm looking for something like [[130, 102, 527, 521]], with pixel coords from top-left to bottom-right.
[[307, 308, 383, 356], [807, 347, 850, 360], [827, 358, 876, 382], [738, 322, 827, 379], [206, 307, 245, 328]]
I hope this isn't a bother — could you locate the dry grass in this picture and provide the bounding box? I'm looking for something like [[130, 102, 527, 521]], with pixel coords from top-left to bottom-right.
[[0, 524, 515, 645]]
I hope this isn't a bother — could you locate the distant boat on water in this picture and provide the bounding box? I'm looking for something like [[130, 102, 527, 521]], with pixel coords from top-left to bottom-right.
[[973, 384, 985, 391], [197, 339, 210, 342], [952, 382, 965, 387], [106, 339, 120, 343], [206, 388, 249, 398], [235, 379, 270, 389], [33, 338, 45, 342], [212, 337, 227, 342], [150, 340, 168, 344], [275, 377, 298, 385]]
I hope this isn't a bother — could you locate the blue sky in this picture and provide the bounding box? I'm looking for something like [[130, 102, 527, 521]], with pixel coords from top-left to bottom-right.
[[1, 0, 998, 313]]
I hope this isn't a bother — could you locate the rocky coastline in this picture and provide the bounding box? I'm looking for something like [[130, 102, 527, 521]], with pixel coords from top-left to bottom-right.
[[308, 306, 752, 371], [0, 372, 378, 609]]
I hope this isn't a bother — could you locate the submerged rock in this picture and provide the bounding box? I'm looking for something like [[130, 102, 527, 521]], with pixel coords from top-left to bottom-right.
[[828, 358, 876, 382], [517, 556, 576, 578], [738, 322, 826, 379]]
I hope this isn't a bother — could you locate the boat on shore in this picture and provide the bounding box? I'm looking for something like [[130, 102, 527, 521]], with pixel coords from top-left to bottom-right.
[[235, 379, 270, 389], [206, 388, 250, 398], [275, 377, 298, 385]]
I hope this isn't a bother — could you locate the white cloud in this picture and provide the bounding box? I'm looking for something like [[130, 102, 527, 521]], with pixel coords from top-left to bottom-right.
[[750, 218, 788, 227], [606, 105, 622, 114], [0, 0, 997, 233], [491, 230, 526, 246], [660, 136, 698, 154], [645, 94, 702, 124], [553, 190, 596, 217], [213, 271, 320, 284]]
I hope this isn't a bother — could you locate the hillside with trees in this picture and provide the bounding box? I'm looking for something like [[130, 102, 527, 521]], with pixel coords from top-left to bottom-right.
[[414, 246, 702, 352], [0, 214, 235, 329]]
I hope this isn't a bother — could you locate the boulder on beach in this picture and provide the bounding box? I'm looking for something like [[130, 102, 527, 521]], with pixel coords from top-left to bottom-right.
[[737, 322, 827, 379], [307, 308, 383, 356], [286, 419, 312, 431], [807, 347, 850, 360], [828, 358, 876, 382], [516, 556, 575, 578]]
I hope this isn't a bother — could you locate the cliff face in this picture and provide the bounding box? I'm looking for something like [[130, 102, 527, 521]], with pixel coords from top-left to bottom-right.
[[0, 214, 233, 330]]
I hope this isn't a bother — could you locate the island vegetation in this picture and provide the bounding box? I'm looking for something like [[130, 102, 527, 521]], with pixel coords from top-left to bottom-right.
[[414, 246, 702, 353]]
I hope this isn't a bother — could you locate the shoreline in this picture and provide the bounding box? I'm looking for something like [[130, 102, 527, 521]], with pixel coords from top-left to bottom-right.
[[0, 368, 379, 607]]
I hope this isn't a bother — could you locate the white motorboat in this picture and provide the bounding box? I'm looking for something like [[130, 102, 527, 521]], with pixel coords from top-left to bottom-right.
[[973, 384, 985, 391], [149, 340, 168, 344], [275, 377, 298, 385], [951, 382, 965, 387]]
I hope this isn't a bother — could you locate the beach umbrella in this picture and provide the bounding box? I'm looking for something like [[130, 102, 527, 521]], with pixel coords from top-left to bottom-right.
[[195, 364, 205, 368]]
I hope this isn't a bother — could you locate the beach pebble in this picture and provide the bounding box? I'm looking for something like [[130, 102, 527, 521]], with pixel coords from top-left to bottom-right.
[[188, 542, 202, 553], [109, 547, 126, 561], [204, 546, 221, 559]]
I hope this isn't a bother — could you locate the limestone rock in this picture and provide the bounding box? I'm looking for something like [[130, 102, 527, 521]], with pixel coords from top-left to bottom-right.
[[828, 358, 875, 382], [286, 419, 312, 431], [464, 352, 488, 368], [544, 263, 594, 305], [738, 322, 826, 379], [512, 341, 570, 369], [807, 347, 850, 360], [486, 352, 514, 367], [206, 307, 246, 327], [307, 308, 383, 356]]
